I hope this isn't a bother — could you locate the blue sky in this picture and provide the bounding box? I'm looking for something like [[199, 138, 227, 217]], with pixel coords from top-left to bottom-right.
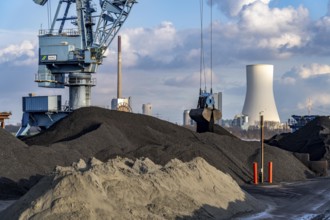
[[2, 0, 330, 125]]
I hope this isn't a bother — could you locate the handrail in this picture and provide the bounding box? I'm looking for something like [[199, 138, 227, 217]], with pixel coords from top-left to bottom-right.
[[39, 29, 80, 36]]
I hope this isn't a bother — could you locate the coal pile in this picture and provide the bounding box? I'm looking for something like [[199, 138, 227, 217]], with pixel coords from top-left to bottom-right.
[[0, 107, 315, 199], [0, 129, 46, 198], [19, 107, 313, 185], [266, 116, 330, 161]]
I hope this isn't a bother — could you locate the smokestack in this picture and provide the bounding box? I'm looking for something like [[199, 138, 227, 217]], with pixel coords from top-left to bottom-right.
[[117, 35, 122, 99]]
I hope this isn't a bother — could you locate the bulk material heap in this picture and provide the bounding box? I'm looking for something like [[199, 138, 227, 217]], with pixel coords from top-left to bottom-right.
[[17, 0, 136, 136]]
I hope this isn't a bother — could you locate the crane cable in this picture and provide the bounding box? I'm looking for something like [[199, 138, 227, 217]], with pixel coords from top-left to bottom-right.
[[200, 0, 207, 93], [199, 0, 214, 94], [210, 0, 213, 93]]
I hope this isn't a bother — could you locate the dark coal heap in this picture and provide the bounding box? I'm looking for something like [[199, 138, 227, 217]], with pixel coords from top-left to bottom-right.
[[0, 107, 314, 198], [267, 116, 330, 161], [0, 129, 44, 199]]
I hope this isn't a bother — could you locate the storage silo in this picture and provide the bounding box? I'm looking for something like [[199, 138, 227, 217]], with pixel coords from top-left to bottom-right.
[[142, 103, 152, 116], [213, 92, 222, 113], [242, 64, 280, 126], [213, 92, 222, 125], [183, 110, 191, 126]]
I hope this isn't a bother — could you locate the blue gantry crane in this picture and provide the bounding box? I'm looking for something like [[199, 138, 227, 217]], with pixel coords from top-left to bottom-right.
[[17, 0, 136, 136]]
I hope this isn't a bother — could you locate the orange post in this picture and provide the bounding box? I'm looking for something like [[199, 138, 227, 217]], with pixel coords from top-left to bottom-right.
[[253, 162, 258, 184], [268, 162, 273, 183]]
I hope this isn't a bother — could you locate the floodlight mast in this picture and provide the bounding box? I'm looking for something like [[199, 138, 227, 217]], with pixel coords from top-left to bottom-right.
[[33, 0, 136, 110]]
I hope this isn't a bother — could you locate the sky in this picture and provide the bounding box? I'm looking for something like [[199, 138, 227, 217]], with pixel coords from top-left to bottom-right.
[[1, 0, 330, 125]]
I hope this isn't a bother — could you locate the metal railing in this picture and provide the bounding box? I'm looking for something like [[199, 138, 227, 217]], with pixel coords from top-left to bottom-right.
[[64, 77, 96, 86], [39, 29, 80, 36], [35, 74, 56, 83]]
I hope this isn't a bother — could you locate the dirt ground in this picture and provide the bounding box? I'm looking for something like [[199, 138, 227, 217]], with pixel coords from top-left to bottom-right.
[[238, 173, 330, 219]]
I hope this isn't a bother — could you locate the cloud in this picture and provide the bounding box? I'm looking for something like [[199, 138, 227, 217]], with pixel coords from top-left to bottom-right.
[[281, 76, 296, 85], [298, 63, 330, 78], [282, 63, 330, 81], [302, 15, 330, 56], [208, 0, 270, 17], [118, 21, 182, 68], [276, 63, 330, 119], [114, 5, 308, 71], [164, 68, 218, 88], [237, 2, 309, 57], [0, 40, 36, 65], [238, 3, 308, 34], [205, 0, 312, 61]]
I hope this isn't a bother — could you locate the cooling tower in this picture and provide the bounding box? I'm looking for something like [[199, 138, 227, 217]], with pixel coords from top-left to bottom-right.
[[242, 64, 280, 126]]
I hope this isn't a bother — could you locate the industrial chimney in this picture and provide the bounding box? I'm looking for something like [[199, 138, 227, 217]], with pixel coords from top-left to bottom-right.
[[117, 35, 122, 99], [111, 35, 132, 112], [242, 64, 280, 126]]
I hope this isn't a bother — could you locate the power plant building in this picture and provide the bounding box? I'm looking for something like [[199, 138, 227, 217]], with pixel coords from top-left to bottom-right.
[[111, 98, 132, 112], [242, 64, 280, 126]]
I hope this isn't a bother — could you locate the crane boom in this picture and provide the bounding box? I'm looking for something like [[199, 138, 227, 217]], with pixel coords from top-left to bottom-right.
[[93, 0, 136, 59]]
